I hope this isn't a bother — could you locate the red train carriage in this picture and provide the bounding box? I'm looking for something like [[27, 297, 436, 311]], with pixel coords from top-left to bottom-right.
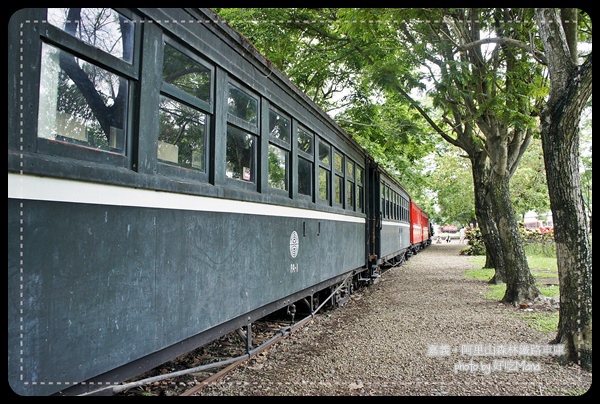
[[409, 200, 431, 254]]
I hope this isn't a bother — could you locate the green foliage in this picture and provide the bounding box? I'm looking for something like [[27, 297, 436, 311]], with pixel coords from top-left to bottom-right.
[[214, 8, 438, 196], [213, 8, 590, 242], [213, 8, 362, 111], [460, 227, 486, 256], [429, 147, 475, 227], [462, 224, 558, 259], [511, 138, 551, 218]]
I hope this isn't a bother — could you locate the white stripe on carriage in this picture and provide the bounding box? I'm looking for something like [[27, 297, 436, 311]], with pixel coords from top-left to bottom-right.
[[8, 173, 366, 223], [382, 220, 411, 228]]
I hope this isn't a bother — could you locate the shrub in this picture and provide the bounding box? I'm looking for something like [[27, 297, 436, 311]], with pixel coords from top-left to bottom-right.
[[460, 226, 557, 257], [460, 227, 486, 255]]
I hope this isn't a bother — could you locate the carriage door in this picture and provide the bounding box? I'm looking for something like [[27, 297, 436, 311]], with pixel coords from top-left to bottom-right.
[[367, 163, 382, 274]]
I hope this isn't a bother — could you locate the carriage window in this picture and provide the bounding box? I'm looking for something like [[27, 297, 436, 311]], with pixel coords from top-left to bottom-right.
[[318, 141, 331, 203], [346, 160, 355, 210], [334, 175, 343, 205], [381, 182, 385, 218], [268, 110, 290, 190], [319, 142, 330, 166], [333, 151, 343, 205], [297, 129, 313, 154], [319, 167, 330, 202], [37, 43, 128, 154], [163, 44, 211, 102], [297, 128, 314, 198], [269, 110, 291, 143], [383, 184, 390, 219], [224, 83, 258, 188], [335, 175, 344, 205], [389, 188, 393, 219], [268, 145, 287, 190], [334, 152, 343, 172], [356, 167, 364, 212], [158, 96, 207, 170], [228, 85, 258, 125], [47, 8, 134, 63], [158, 42, 212, 173], [226, 125, 255, 182], [298, 158, 312, 197]]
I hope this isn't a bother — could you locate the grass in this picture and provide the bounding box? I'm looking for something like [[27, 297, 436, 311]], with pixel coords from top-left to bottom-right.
[[539, 284, 559, 297], [525, 256, 558, 273], [465, 249, 560, 333], [509, 311, 559, 333], [465, 264, 559, 300], [545, 387, 592, 396], [468, 255, 558, 273]]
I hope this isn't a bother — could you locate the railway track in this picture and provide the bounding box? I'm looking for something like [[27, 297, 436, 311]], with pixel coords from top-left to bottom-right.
[[111, 310, 319, 397], [106, 272, 368, 397], [108, 265, 403, 397], [112, 318, 298, 396]]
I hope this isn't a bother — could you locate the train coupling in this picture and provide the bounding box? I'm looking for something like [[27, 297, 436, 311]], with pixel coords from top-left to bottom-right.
[[357, 266, 380, 286], [370, 266, 381, 284]]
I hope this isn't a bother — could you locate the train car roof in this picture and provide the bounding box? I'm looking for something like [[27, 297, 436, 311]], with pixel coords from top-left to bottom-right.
[[181, 7, 369, 159], [191, 8, 418, 202]]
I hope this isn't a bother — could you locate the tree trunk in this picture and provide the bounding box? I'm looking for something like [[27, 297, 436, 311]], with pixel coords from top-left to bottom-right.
[[471, 151, 505, 283], [489, 170, 540, 304], [541, 97, 592, 371], [540, 68, 593, 372], [542, 119, 592, 370], [536, 7, 592, 372]]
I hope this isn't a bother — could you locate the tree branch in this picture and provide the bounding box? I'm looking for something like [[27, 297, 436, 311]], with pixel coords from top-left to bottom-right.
[[457, 37, 548, 65]]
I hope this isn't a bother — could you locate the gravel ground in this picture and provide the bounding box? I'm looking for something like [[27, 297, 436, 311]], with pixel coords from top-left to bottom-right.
[[194, 242, 592, 396]]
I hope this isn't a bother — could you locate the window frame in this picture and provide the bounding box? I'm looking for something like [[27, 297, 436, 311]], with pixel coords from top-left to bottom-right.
[[224, 80, 260, 191], [156, 37, 214, 182], [345, 159, 355, 211], [35, 8, 141, 168], [295, 125, 315, 201], [317, 138, 332, 206], [266, 107, 292, 195], [332, 149, 344, 208], [356, 165, 364, 213]]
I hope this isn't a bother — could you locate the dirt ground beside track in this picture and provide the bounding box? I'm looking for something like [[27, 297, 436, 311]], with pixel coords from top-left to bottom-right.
[[191, 241, 592, 396]]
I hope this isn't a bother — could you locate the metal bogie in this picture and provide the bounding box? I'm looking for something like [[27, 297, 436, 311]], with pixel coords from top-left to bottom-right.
[[330, 276, 354, 307]]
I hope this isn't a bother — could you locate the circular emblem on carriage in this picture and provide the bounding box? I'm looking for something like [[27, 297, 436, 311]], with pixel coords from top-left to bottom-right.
[[289, 231, 299, 258]]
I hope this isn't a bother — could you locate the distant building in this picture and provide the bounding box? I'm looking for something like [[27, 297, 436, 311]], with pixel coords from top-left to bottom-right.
[[440, 225, 457, 233], [524, 210, 553, 228]]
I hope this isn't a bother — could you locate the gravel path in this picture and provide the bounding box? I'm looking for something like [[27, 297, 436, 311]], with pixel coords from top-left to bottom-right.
[[196, 242, 592, 396]]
